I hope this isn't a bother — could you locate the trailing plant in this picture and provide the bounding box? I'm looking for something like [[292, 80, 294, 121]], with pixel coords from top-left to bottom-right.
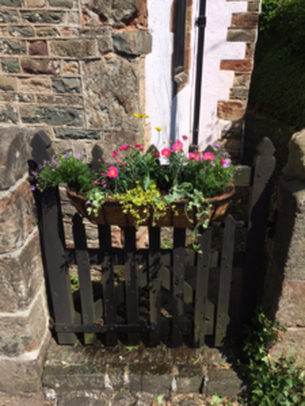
[[239, 307, 305, 406]]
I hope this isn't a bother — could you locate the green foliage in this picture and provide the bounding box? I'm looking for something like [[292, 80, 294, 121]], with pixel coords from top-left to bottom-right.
[[70, 275, 79, 292], [240, 308, 305, 405], [260, 0, 281, 31], [34, 141, 235, 252], [115, 181, 171, 227], [36, 152, 95, 194], [251, 0, 305, 128], [251, 48, 305, 129]]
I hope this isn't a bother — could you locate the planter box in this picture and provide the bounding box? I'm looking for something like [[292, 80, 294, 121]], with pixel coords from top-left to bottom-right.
[[67, 187, 235, 228]]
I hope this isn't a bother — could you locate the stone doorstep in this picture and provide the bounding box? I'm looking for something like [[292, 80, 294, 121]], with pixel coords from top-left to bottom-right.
[[42, 355, 245, 398], [0, 390, 50, 406]]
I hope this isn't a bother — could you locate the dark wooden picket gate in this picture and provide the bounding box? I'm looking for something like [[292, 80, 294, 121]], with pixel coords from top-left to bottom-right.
[[31, 132, 276, 347]]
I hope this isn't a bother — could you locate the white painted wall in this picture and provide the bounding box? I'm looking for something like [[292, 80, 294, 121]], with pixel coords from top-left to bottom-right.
[[198, 0, 248, 149], [145, 0, 248, 151]]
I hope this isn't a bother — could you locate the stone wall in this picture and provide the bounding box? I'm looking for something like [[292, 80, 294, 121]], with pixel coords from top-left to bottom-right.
[[0, 126, 50, 394], [0, 0, 151, 160], [263, 129, 305, 366], [218, 0, 260, 156]]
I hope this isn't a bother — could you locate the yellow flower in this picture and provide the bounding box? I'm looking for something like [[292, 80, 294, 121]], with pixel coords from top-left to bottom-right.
[[134, 113, 149, 118], [155, 126, 163, 132]]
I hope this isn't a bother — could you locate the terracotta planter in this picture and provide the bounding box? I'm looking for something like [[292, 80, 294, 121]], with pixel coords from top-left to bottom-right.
[[67, 186, 235, 228]]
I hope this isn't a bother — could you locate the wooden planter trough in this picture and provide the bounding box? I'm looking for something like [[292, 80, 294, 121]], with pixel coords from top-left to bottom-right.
[[66, 186, 235, 228]]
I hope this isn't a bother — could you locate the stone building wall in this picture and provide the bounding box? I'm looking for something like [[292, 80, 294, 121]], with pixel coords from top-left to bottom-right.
[[0, 0, 151, 160], [0, 126, 50, 393], [263, 129, 305, 366]]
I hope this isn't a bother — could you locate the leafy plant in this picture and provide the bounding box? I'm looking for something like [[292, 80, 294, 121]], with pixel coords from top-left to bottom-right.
[[70, 275, 80, 292], [155, 395, 164, 404], [239, 307, 305, 405]]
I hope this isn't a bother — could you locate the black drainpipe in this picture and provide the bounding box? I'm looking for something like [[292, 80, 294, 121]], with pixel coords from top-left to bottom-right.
[[192, 0, 207, 148]]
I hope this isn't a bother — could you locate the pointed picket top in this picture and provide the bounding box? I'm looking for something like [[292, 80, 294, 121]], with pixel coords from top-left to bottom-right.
[[256, 137, 275, 157], [30, 130, 53, 165], [224, 214, 236, 228]]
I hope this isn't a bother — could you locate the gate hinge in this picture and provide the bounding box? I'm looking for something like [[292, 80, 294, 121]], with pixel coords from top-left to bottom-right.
[[196, 15, 206, 28]]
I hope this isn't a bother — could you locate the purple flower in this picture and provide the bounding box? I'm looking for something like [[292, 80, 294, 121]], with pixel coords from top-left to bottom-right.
[[30, 185, 35, 191], [38, 165, 42, 170], [210, 161, 215, 167], [214, 142, 222, 149], [221, 158, 231, 168], [76, 152, 81, 159]]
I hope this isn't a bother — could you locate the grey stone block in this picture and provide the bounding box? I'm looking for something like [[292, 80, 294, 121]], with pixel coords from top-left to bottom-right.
[[113, 30, 152, 56], [42, 366, 106, 393], [227, 28, 257, 43], [142, 364, 172, 393], [21, 11, 64, 24], [207, 368, 244, 397], [0, 331, 50, 394], [0, 11, 19, 23], [50, 40, 95, 58], [2, 58, 20, 73], [0, 0, 21, 5], [52, 78, 81, 94], [20, 105, 83, 127], [0, 39, 26, 55], [0, 105, 18, 124], [0, 230, 44, 312], [0, 180, 37, 254], [9, 26, 34, 38], [176, 365, 204, 393], [0, 289, 48, 357], [55, 128, 101, 140], [49, 0, 73, 8], [0, 126, 32, 190]]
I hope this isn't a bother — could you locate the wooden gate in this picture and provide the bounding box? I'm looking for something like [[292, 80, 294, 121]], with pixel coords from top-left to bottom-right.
[[30, 132, 275, 347]]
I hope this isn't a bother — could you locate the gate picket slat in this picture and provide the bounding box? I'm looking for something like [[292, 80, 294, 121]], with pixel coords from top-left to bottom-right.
[[98, 225, 117, 346], [149, 227, 161, 346], [41, 187, 76, 344], [215, 215, 236, 347], [194, 228, 212, 346], [240, 137, 276, 324], [72, 214, 96, 344], [124, 227, 139, 345], [172, 228, 186, 347]]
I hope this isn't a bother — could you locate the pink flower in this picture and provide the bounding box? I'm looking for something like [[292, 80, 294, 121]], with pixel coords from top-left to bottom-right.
[[119, 144, 130, 151], [161, 148, 171, 157], [93, 181, 97, 184], [188, 153, 197, 161], [172, 140, 183, 151], [182, 135, 188, 140], [102, 180, 108, 187], [112, 150, 118, 158], [154, 151, 160, 158], [101, 172, 104, 176], [107, 166, 118, 178], [139, 147, 144, 151], [202, 152, 215, 161]]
